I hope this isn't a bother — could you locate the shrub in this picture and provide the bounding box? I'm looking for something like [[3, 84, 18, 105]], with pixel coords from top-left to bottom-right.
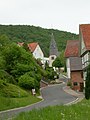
[[0, 81, 28, 97], [0, 80, 7, 88], [67, 81, 72, 87], [0, 70, 15, 84], [85, 64, 90, 99]]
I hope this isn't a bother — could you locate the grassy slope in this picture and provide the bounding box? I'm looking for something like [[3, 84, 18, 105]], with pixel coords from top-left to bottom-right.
[[13, 99, 90, 120], [0, 95, 41, 111], [0, 82, 41, 111]]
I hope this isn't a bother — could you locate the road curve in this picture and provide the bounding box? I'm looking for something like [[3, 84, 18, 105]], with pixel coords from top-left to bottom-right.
[[0, 83, 77, 119]]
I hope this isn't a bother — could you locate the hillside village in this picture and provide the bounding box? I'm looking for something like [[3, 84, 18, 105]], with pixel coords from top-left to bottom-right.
[[0, 24, 90, 119], [17, 24, 90, 93]]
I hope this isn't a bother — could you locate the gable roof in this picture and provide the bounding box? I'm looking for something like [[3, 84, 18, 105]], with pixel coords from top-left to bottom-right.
[[28, 42, 38, 52], [65, 40, 79, 58], [80, 24, 90, 50]]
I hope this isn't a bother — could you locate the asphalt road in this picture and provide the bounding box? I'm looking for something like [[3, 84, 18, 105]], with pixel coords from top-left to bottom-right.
[[0, 83, 76, 120]]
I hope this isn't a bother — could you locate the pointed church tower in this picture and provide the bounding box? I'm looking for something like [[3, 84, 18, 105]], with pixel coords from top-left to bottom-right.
[[49, 33, 58, 67]]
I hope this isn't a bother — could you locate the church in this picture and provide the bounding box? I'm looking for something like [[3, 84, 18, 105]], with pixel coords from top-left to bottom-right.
[[49, 33, 59, 67]]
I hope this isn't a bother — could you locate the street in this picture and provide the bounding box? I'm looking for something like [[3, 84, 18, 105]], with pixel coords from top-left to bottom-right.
[[0, 82, 77, 119]]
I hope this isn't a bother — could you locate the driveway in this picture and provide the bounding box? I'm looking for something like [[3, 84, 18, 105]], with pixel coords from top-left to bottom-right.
[[0, 83, 77, 119]]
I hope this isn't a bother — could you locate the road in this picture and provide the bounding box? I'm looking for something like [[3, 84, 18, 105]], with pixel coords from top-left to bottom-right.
[[0, 83, 77, 120]]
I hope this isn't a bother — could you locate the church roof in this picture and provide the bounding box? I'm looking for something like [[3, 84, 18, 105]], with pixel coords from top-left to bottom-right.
[[49, 33, 58, 56], [28, 42, 38, 52]]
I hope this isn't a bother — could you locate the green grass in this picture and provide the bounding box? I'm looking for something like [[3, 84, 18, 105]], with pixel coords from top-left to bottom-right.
[[0, 81, 29, 98], [0, 82, 41, 111], [0, 94, 41, 111], [13, 99, 90, 120]]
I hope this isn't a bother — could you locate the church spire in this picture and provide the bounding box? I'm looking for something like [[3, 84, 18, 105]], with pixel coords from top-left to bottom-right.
[[49, 33, 58, 56]]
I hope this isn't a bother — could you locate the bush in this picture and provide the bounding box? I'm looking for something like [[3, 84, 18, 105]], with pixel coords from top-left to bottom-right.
[[0, 80, 7, 88], [0, 70, 15, 84], [18, 73, 35, 90], [85, 64, 90, 99], [67, 81, 72, 87], [0, 81, 28, 97]]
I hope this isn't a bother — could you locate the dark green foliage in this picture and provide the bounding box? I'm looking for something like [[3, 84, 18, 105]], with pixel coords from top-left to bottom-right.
[[45, 67, 57, 81], [0, 42, 46, 92], [52, 57, 63, 68], [0, 70, 15, 84], [0, 34, 11, 47], [85, 64, 90, 99], [2, 43, 39, 79], [18, 74, 35, 90], [0, 25, 78, 56], [18, 72, 41, 91], [0, 80, 28, 98]]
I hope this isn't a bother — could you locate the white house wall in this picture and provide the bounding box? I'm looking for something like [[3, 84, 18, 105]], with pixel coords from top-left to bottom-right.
[[81, 35, 86, 55], [82, 52, 89, 69], [33, 45, 44, 63], [66, 58, 71, 79]]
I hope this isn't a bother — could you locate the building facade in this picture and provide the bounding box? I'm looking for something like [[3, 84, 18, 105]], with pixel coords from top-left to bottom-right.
[[65, 40, 83, 91], [79, 24, 90, 87]]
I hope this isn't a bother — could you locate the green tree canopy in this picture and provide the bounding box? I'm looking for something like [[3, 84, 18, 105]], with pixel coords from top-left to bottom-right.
[[85, 64, 90, 99], [52, 57, 63, 68]]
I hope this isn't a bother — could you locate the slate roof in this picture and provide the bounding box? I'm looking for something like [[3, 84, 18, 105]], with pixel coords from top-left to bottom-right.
[[28, 42, 38, 52], [70, 57, 82, 71], [80, 24, 90, 50], [49, 33, 58, 56], [64, 40, 79, 58]]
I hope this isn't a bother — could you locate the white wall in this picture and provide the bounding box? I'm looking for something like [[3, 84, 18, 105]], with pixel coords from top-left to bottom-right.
[[82, 52, 89, 69], [81, 36, 86, 55], [66, 58, 71, 79], [49, 55, 57, 67], [33, 45, 44, 63]]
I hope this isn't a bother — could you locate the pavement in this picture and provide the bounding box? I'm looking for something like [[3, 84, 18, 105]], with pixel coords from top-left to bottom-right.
[[63, 85, 85, 105]]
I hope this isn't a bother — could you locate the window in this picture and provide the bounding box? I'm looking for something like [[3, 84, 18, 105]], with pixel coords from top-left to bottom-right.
[[51, 57, 54, 60], [73, 82, 78, 86]]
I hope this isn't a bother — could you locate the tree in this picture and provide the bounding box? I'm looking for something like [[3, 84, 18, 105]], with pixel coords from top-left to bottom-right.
[[18, 73, 35, 90], [52, 57, 63, 68], [85, 64, 90, 99]]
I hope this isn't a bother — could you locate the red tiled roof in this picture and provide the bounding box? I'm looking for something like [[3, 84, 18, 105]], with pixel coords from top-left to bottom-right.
[[28, 42, 38, 52], [65, 40, 79, 57], [80, 24, 90, 50]]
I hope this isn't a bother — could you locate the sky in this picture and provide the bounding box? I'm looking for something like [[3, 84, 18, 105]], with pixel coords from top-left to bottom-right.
[[0, 0, 90, 34]]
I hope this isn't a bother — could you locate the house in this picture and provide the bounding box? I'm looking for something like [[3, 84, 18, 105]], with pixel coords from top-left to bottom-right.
[[17, 42, 44, 65], [65, 40, 83, 91], [18, 42, 24, 47], [28, 42, 44, 64], [49, 33, 59, 67], [79, 24, 90, 87]]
